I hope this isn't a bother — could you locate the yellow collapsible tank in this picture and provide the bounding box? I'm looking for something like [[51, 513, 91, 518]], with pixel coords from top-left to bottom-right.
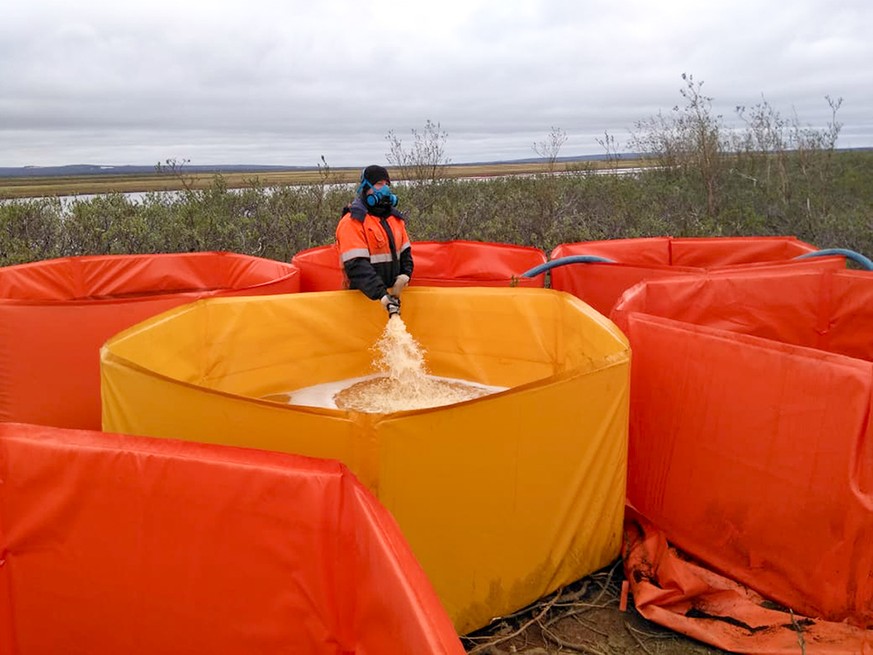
[[101, 287, 630, 633]]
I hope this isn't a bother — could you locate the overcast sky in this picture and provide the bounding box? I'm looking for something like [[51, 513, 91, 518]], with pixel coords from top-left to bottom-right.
[[2, 0, 871, 168]]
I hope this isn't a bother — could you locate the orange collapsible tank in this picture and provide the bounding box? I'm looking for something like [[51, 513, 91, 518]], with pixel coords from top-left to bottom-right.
[[0, 252, 300, 430], [0, 422, 465, 655], [549, 236, 842, 315], [610, 268, 873, 637], [292, 240, 546, 291]]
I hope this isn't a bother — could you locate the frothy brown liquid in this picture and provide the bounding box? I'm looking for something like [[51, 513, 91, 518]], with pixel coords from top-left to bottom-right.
[[261, 316, 503, 412], [334, 374, 493, 413]]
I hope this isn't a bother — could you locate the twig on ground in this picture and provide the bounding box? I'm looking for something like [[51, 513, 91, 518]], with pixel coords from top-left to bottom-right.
[[465, 590, 564, 655], [624, 621, 655, 655], [555, 581, 590, 604], [539, 623, 610, 655], [588, 559, 622, 607], [570, 615, 611, 638], [789, 609, 807, 655], [542, 600, 614, 628], [463, 559, 628, 654]]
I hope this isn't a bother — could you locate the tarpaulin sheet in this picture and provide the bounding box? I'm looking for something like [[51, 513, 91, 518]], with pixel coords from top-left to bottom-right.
[[0, 252, 300, 430], [623, 509, 873, 655], [0, 422, 464, 655], [100, 287, 630, 633], [291, 240, 546, 291], [549, 236, 839, 316], [609, 269, 873, 647]]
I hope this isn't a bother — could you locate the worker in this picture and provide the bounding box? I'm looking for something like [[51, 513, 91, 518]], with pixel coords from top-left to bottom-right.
[[336, 165, 413, 317]]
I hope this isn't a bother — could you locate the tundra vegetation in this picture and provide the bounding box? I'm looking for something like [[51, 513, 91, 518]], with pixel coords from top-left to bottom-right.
[[1, 75, 871, 268]]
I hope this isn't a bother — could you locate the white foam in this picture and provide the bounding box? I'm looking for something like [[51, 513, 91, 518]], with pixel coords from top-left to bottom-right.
[[267, 317, 506, 412], [277, 374, 506, 410]]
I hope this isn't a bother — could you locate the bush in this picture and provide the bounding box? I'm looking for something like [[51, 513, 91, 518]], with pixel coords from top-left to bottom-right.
[[2, 150, 871, 265], [0, 198, 64, 265]]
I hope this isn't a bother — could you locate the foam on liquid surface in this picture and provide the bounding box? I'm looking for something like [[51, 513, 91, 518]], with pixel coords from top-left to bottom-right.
[[262, 315, 505, 412]]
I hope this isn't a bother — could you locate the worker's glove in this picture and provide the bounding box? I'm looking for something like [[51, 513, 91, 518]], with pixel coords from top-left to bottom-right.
[[380, 293, 401, 317], [392, 274, 410, 296]]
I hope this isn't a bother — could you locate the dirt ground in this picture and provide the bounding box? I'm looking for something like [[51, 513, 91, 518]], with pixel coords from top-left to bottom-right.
[[460, 560, 729, 655]]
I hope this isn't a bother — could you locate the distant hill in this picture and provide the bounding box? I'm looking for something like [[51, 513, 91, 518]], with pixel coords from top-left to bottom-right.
[[0, 155, 637, 179], [5, 148, 868, 179], [0, 164, 312, 178], [474, 153, 643, 165]]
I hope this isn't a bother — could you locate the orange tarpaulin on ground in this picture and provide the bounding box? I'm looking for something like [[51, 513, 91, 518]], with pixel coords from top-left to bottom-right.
[[292, 240, 546, 291], [0, 252, 300, 430], [610, 268, 873, 649], [549, 236, 839, 315], [0, 422, 464, 655], [623, 510, 873, 655]]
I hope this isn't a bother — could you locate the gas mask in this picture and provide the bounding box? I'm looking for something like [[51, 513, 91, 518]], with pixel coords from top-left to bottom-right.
[[365, 184, 398, 216], [365, 185, 398, 208]]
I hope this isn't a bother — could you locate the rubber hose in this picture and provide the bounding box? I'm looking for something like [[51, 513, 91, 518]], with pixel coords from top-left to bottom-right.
[[794, 248, 873, 271], [521, 255, 617, 278]]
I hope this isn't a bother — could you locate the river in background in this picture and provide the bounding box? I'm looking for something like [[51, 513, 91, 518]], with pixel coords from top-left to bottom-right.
[[2, 185, 350, 206], [4, 167, 647, 205]]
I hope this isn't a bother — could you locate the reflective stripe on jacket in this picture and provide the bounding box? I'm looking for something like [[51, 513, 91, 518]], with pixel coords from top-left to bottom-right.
[[335, 197, 414, 300]]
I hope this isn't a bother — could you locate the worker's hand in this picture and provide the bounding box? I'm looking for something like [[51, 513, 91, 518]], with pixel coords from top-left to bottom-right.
[[380, 293, 401, 317], [391, 274, 410, 296]]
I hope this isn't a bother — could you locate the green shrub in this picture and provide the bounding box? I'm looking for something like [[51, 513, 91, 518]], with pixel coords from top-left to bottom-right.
[[2, 154, 871, 265], [0, 198, 64, 265]]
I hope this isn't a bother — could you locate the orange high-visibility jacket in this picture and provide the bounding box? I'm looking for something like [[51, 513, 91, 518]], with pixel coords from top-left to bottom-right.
[[336, 197, 414, 299]]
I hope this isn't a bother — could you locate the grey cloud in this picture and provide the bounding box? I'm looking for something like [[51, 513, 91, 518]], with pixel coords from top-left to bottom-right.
[[2, 0, 871, 167]]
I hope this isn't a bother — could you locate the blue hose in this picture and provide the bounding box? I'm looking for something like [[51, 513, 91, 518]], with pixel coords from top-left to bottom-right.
[[794, 248, 873, 271], [521, 247, 873, 279], [521, 255, 617, 278]]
